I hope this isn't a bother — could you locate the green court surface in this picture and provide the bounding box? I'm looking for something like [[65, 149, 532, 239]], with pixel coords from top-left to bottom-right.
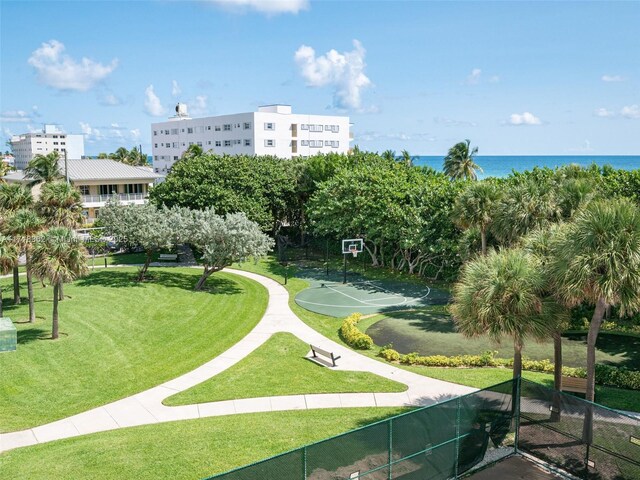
[[294, 268, 449, 317]]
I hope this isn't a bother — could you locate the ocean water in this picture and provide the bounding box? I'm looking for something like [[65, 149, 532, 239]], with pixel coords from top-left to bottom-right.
[[414, 155, 639, 178]]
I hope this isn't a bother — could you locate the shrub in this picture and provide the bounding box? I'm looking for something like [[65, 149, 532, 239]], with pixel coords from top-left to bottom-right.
[[377, 349, 639, 391], [340, 313, 373, 350]]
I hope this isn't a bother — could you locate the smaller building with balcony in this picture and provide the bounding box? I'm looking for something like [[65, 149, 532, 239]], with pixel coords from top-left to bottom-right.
[[2, 159, 163, 224]]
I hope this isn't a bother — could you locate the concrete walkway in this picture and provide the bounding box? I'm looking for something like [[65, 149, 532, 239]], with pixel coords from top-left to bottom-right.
[[0, 268, 474, 453]]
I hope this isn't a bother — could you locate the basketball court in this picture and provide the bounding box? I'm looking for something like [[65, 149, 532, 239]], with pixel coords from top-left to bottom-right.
[[294, 238, 449, 317]]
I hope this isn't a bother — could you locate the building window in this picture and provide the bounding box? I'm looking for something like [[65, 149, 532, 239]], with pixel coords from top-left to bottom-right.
[[171, 128, 178, 134], [99, 185, 118, 195], [154, 143, 158, 148], [264, 139, 275, 147], [187, 127, 194, 134], [301, 124, 308, 130], [244, 139, 251, 146], [174, 156, 179, 160], [78, 185, 90, 195], [243, 122, 251, 130], [207, 141, 212, 145], [264, 123, 275, 131], [189, 142, 194, 146], [197, 126, 204, 133], [215, 126, 221, 131], [207, 126, 211, 130], [301, 140, 309, 146], [224, 140, 231, 147], [215, 141, 222, 147], [173, 142, 178, 148], [223, 124, 231, 131], [309, 124, 323, 132], [124, 184, 144, 194], [197, 141, 203, 146]]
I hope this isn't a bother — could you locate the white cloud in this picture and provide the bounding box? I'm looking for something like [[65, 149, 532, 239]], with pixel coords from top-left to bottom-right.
[[172, 80, 182, 97], [144, 85, 165, 116], [434, 117, 478, 127], [621, 104, 640, 119], [79, 122, 104, 142], [508, 112, 542, 126], [465, 68, 482, 85], [601, 74, 625, 82], [28, 40, 118, 92], [189, 95, 208, 116], [294, 39, 372, 110], [0, 105, 40, 123], [100, 92, 123, 106], [594, 107, 615, 118], [130, 129, 141, 140], [208, 0, 308, 15]]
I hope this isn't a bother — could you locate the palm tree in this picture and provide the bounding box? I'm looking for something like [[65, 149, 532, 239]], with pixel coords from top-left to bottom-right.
[[181, 144, 203, 161], [400, 149, 414, 167], [0, 234, 19, 317], [31, 227, 88, 339], [110, 147, 130, 163], [549, 198, 640, 403], [5, 209, 44, 323], [0, 183, 34, 304], [452, 181, 502, 255], [38, 181, 84, 229], [381, 150, 396, 162], [491, 179, 562, 246], [38, 181, 84, 300], [23, 152, 62, 184], [443, 139, 482, 181], [450, 248, 556, 378]]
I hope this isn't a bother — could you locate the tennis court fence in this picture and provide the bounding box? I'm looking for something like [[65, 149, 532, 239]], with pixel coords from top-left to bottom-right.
[[205, 379, 639, 480]]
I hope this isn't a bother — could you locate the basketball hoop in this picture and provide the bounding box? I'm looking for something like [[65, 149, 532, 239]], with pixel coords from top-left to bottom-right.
[[349, 245, 358, 258]]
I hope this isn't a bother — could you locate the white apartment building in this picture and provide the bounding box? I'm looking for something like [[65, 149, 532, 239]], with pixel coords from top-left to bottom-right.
[[151, 104, 352, 173], [10, 124, 85, 170]]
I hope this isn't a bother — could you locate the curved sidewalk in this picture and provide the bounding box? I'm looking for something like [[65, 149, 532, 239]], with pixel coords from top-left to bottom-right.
[[0, 268, 474, 453]]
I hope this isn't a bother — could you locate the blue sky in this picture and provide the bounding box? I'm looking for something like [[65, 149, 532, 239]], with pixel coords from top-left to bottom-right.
[[1, 0, 639, 156]]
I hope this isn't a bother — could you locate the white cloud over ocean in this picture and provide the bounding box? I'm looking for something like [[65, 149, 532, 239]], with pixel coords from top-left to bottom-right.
[[144, 85, 165, 116], [28, 40, 118, 91], [294, 39, 372, 110]]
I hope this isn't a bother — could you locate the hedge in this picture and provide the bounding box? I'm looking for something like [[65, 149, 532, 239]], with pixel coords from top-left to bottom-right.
[[340, 313, 374, 350], [378, 347, 640, 391]]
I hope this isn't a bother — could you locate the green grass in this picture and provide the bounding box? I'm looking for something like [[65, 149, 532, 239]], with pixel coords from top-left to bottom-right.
[[0, 267, 268, 432], [0, 407, 407, 480], [231, 256, 640, 413], [165, 332, 406, 406]]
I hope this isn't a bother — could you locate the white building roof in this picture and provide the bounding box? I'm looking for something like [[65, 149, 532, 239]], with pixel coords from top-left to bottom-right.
[[2, 159, 163, 183]]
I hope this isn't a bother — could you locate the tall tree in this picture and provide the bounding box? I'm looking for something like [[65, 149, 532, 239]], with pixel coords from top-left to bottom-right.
[[450, 248, 556, 378], [31, 227, 88, 339], [100, 202, 177, 281], [181, 144, 203, 160], [549, 198, 640, 403], [0, 183, 33, 304], [5, 209, 44, 322], [23, 152, 63, 184], [0, 234, 19, 317], [38, 181, 84, 300], [452, 181, 502, 255], [443, 139, 482, 181], [189, 210, 273, 291]]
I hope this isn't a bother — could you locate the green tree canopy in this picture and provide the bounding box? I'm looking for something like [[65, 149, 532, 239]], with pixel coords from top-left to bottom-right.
[[443, 139, 482, 181], [24, 152, 63, 183]]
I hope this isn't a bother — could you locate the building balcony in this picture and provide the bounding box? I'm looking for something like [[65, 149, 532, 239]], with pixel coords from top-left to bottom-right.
[[81, 193, 147, 207]]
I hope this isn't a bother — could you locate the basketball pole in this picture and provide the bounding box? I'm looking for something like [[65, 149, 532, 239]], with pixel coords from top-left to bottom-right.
[[343, 252, 347, 284]]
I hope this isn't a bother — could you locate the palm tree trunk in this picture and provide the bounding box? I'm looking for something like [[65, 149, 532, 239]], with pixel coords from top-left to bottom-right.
[[586, 298, 606, 402], [481, 228, 487, 255], [58, 280, 64, 301], [513, 339, 523, 378], [13, 266, 21, 304], [0, 284, 3, 317], [52, 282, 59, 339], [26, 250, 35, 323], [553, 331, 563, 391]]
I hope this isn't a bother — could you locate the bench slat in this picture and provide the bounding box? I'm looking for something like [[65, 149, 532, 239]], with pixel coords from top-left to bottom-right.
[[310, 344, 340, 367]]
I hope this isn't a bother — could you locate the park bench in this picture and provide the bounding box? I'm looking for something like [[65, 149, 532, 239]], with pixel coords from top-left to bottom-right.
[[159, 254, 178, 262], [561, 376, 588, 396], [309, 344, 341, 367]]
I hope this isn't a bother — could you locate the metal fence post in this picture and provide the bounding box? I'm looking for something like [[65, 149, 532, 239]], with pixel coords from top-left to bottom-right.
[[388, 418, 393, 480], [302, 445, 307, 480], [454, 397, 461, 479], [514, 377, 521, 454]]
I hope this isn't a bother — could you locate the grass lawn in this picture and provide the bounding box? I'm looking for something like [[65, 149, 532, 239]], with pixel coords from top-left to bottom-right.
[[231, 256, 640, 413], [0, 267, 268, 432], [165, 332, 406, 406], [0, 407, 407, 480]]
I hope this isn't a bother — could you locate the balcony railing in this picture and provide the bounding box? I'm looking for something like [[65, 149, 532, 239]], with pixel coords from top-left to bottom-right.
[[82, 193, 146, 204]]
